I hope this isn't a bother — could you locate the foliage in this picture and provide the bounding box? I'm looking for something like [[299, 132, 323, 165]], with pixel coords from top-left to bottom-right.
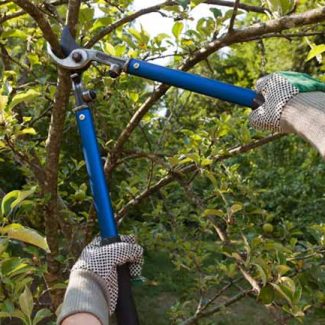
[[0, 0, 325, 324]]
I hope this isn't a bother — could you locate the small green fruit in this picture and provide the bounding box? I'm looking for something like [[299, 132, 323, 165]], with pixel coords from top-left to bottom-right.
[[263, 223, 274, 234]]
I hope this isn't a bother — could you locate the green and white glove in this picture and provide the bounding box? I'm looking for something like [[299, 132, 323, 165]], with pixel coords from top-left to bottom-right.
[[249, 71, 325, 157], [249, 71, 325, 132], [57, 235, 143, 325]]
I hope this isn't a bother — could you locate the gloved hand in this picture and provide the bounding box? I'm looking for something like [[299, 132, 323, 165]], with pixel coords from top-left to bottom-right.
[[57, 235, 143, 325], [249, 71, 325, 157]]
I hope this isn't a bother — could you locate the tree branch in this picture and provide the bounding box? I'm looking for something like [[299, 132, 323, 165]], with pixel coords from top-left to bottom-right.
[[0, 1, 70, 25], [239, 266, 261, 293], [116, 134, 284, 220], [85, 0, 175, 48], [66, 0, 81, 37], [228, 0, 240, 32], [43, 68, 71, 307], [243, 30, 325, 41], [0, 10, 25, 24], [106, 7, 324, 178], [86, 0, 268, 48], [205, 0, 267, 14], [180, 289, 251, 325], [12, 0, 62, 55], [180, 7, 325, 70]]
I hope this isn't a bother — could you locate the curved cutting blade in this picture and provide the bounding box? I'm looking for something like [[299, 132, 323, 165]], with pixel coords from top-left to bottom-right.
[[61, 26, 80, 57]]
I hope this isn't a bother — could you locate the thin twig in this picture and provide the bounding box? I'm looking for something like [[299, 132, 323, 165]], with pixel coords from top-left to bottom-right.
[[117, 134, 284, 221], [180, 289, 251, 325], [107, 7, 325, 176], [86, 0, 268, 48], [12, 0, 61, 55], [0, 10, 25, 24], [86, 0, 174, 48], [245, 30, 325, 41], [228, 0, 240, 32], [205, 0, 268, 14]]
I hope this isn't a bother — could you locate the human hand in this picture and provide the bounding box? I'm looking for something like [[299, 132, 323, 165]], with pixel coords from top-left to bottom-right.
[[249, 71, 325, 133], [71, 235, 143, 315]]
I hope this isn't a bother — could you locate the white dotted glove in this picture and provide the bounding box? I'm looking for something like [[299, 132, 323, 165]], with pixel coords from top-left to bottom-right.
[[71, 235, 143, 315], [249, 72, 325, 133]]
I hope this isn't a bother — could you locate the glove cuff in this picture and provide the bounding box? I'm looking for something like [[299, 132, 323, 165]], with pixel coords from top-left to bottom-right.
[[57, 270, 109, 325], [280, 91, 325, 157]]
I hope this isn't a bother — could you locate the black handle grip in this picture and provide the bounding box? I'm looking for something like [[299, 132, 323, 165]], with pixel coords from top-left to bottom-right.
[[251, 93, 265, 110], [101, 237, 139, 325], [115, 263, 140, 325]]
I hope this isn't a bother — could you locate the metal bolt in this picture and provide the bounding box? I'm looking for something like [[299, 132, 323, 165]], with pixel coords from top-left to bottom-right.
[[133, 62, 140, 69], [72, 51, 83, 63], [82, 90, 96, 103], [79, 114, 86, 121]]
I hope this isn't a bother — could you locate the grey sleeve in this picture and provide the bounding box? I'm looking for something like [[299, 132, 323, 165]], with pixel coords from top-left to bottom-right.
[[57, 270, 110, 325], [280, 92, 325, 158]]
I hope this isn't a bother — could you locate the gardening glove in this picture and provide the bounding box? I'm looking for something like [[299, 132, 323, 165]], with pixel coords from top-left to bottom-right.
[[57, 235, 143, 325], [249, 71, 325, 157]]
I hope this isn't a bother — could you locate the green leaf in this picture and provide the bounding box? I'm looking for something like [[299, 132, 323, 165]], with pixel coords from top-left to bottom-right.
[[210, 8, 222, 19], [293, 284, 302, 304], [271, 283, 293, 306], [0, 239, 8, 255], [306, 44, 325, 62], [11, 309, 29, 325], [0, 95, 8, 111], [201, 158, 213, 166], [203, 209, 224, 217], [104, 43, 116, 56], [19, 128, 37, 136], [79, 7, 94, 23], [253, 263, 267, 286], [33, 308, 52, 325], [129, 92, 139, 103], [1, 187, 36, 218], [230, 203, 243, 214], [1, 257, 24, 276], [4, 260, 30, 278], [264, 0, 294, 16], [19, 286, 33, 319], [0, 224, 50, 252], [258, 285, 274, 304], [1, 30, 27, 39], [0, 311, 11, 318], [276, 265, 291, 276], [172, 22, 184, 39], [191, 0, 205, 7], [8, 89, 40, 110], [204, 170, 218, 188], [176, 0, 189, 9], [1, 190, 20, 217], [128, 28, 142, 41]]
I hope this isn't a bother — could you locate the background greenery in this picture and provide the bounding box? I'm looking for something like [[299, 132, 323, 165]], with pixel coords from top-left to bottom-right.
[[0, 0, 325, 324]]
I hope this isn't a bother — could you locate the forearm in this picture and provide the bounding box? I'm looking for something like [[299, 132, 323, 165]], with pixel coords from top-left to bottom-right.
[[62, 313, 101, 325], [57, 270, 109, 325], [280, 92, 325, 157]]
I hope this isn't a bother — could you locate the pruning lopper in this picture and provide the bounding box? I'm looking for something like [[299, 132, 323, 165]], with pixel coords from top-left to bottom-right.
[[48, 26, 265, 325]]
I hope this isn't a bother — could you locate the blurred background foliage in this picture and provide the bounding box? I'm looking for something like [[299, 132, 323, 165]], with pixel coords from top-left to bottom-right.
[[0, 0, 325, 324]]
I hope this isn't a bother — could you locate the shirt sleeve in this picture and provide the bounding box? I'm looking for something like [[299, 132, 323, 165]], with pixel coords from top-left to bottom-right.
[[57, 269, 110, 325]]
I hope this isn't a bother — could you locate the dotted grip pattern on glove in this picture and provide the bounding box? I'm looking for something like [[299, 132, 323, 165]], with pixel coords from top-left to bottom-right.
[[71, 235, 143, 315], [249, 73, 299, 133]]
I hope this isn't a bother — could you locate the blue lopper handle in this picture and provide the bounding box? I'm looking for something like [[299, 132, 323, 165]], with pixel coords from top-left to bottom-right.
[[126, 59, 263, 109]]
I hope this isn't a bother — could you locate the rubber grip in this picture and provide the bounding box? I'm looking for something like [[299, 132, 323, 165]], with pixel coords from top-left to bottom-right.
[[252, 93, 265, 110], [115, 263, 140, 325], [101, 237, 139, 325]]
